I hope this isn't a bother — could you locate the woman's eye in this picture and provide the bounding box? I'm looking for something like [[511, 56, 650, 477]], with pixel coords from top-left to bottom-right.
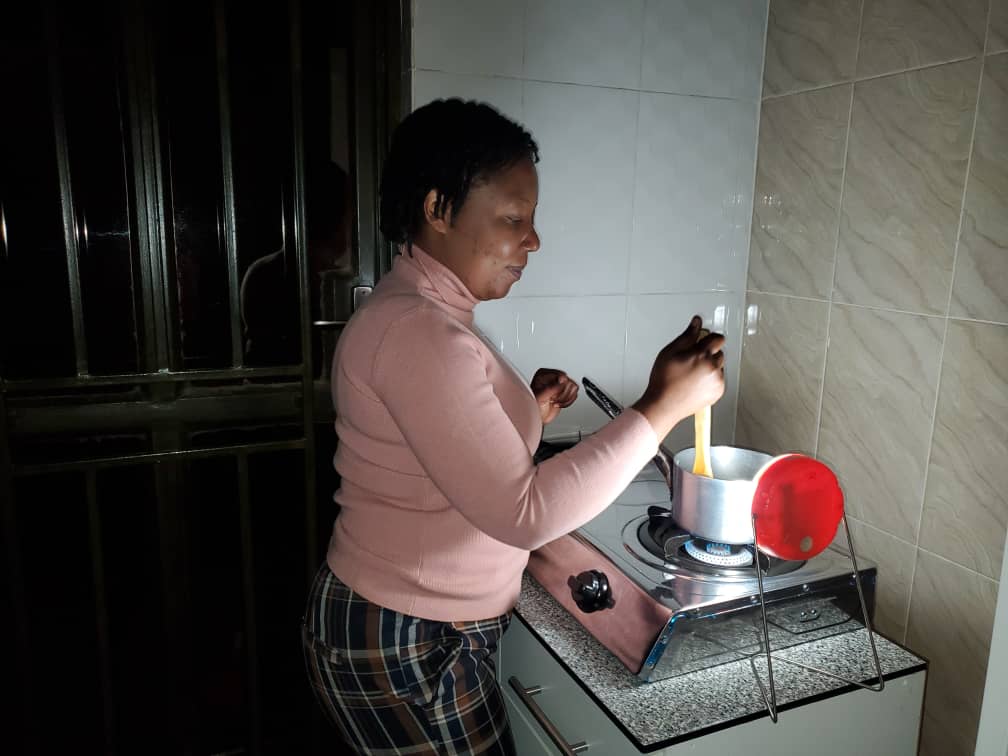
[[507, 216, 522, 224]]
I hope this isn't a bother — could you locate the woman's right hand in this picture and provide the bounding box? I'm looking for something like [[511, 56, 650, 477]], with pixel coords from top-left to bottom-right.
[[630, 315, 726, 440]]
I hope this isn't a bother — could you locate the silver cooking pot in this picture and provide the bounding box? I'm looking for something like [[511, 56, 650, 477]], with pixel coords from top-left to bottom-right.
[[671, 446, 772, 544], [583, 377, 772, 545]]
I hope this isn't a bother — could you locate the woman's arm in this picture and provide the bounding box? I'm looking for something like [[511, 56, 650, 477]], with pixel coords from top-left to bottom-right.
[[372, 306, 658, 550]]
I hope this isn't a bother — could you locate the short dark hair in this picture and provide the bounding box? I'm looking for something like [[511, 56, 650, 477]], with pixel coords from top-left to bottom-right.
[[379, 98, 539, 246]]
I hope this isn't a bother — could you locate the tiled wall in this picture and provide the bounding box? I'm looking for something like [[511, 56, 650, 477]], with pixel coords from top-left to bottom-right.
[[411, 0, 768, 451], [737, 1, 1008, 754]]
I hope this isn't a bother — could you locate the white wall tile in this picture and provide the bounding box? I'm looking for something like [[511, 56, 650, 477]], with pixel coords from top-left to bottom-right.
[[412, 1, 762, 460], [629, 93, 757, 294], [642, 0, 768, 100], [474, 295, 628, 439], [411, 70, 524, 121], [520, 81, 639, 296], [413, 0, 525, 77], [623, 292, 744, 451], [523, 0, 645, 88]]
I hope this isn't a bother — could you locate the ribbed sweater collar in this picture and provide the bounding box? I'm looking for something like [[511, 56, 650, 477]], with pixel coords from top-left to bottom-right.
[[395, 243, 479, 320]]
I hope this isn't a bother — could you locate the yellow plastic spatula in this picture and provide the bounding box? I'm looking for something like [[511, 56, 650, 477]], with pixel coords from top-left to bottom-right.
[[693, 326, 714, 478], [693, 405, 713, 477]]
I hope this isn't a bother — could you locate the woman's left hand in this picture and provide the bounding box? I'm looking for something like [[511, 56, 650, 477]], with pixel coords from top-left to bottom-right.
[[530, 368, 579, 425]]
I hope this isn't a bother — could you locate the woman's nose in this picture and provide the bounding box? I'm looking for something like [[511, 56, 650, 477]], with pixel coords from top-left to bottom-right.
[[525, 226, 541, 253]]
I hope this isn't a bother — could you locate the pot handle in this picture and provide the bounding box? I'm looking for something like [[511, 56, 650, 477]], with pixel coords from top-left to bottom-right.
[[583, 377, 675, 493]]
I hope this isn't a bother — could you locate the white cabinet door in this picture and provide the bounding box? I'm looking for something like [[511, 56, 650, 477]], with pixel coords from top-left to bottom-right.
[[654, 672, 925, 756], [499, 617, 643, 755], [502, 682, 566, 755]]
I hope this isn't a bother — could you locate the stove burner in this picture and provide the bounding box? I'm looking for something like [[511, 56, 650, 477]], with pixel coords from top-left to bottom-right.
[[684, 538, 754, 567], [633, 513, 806, 579]]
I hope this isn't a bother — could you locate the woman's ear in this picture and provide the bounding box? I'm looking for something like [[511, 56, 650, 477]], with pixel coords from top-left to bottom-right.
[[422, 189, 451, 235]]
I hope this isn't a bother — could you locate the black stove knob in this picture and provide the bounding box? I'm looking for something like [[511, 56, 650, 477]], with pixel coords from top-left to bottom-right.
[[569, 570, 613, 613]]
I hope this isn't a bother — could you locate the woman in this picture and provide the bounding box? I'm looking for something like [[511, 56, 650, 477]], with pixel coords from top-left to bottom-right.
[[302, 98, 725, 755]]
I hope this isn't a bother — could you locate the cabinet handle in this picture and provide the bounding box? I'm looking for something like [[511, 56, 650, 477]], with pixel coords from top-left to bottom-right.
[[508, 676, 589, 754]]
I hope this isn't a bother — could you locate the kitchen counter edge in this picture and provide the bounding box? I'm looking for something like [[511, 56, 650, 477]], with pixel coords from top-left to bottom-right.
[[512, 572, 928, 752]]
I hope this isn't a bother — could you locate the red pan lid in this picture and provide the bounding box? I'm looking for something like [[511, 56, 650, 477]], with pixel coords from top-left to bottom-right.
[[751, 454, 844, 561]]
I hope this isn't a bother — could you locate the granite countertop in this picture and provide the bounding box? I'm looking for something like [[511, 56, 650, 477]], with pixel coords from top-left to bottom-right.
[[515, 572, 927, 750]]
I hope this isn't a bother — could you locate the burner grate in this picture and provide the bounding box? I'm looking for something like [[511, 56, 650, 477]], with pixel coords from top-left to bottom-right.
[[635, 516, 805, 578], [684, 538, 754, 567]]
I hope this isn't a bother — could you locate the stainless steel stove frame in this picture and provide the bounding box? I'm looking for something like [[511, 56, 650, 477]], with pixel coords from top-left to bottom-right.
[[574, 492, 878, 685]]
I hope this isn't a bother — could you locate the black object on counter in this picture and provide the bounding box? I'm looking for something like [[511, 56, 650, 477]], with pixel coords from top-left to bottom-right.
[[569, 570, 614, 613]]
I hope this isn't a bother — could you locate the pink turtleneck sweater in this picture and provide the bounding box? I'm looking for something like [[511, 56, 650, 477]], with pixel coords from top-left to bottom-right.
[[326, 246, 658, 621]]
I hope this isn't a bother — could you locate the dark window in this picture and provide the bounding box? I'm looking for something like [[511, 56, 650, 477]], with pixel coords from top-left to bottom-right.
[[0, 2, 406, 754]]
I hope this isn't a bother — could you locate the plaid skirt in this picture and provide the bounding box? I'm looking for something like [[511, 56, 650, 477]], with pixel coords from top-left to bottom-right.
[[301, 564, 516, 755]]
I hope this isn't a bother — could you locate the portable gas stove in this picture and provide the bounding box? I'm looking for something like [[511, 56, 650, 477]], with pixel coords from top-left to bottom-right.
[[526, 471, 877, 684]]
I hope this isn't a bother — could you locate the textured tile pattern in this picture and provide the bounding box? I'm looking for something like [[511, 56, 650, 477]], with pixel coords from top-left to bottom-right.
[[736, 293, 828, 456], [919, 320, 1008, 579], [412, 0, 525, 77], [763, 0, 862, 96], [410, 0, 763, 359], [749, 85, 850, 298], [952, 53, 1008, 324], [842, 517, 916, 642], [642, 0, 767, 100], [991, 0, 1008, 53], [474, 296, 628, 439], [623, 293, 744, 451], [857, 0, 987, 78], [523, 0, 645, 88], [629, 94, 756, 295], [738, 9, 1005, 756], [817, 306, 943, 536], [411, 70, 523, 120], [520, 82, 638, 296], [835, 60, 980, 313], [907, 551, 999, 756]]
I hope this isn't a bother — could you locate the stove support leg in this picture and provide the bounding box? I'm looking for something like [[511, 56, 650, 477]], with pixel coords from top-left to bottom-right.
[[749, 512, 886, 725], [751, 515, 779, 722]]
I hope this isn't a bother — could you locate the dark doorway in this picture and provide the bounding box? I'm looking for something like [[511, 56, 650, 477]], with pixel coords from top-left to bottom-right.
[[0, 1, 408, 753]]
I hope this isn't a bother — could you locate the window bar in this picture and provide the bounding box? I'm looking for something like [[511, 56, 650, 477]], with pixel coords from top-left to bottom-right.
[[288, 0, 319, 584], [45, 5, 88, 377], [119, 5, 160, 372], [9, 387, 304, 434], [214, 1, 245, 369], [1, 201, 8, 261], [351, 1, 379, 289], [151, 430, 197, 756], [0, 393, 35, 747], [236, 453, 262, 754], [1, 364, 305, 392], [381, 0, 410, 276], [121, 3, 170, 372], [13, 439, 306, 477], [86, 468, 117, 754]]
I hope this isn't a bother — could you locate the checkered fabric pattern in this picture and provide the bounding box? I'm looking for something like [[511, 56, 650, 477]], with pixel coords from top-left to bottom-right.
[[302, 565, 516, 755]]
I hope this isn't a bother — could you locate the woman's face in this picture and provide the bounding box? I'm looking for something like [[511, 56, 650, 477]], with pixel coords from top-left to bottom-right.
[[433, 157, 540, 301]]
